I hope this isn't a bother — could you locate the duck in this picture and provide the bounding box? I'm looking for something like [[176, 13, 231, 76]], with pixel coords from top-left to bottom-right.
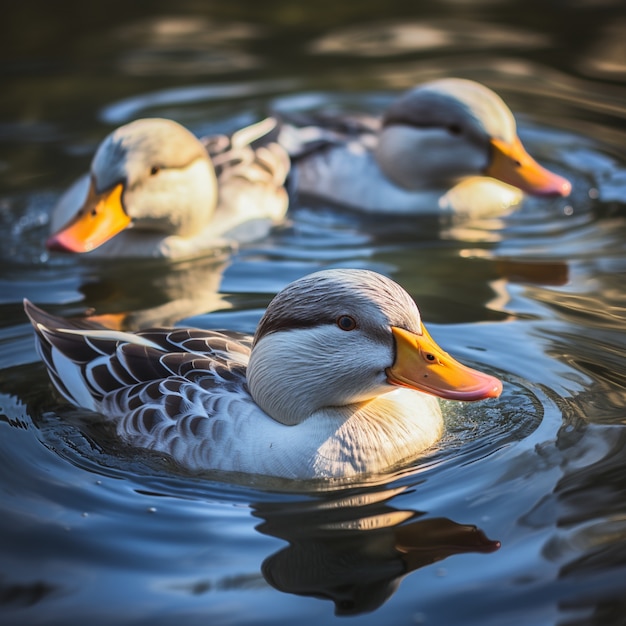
[[278, 78, 572, 217], [46, 117, 290, 259], [24, 269, 501, 480]]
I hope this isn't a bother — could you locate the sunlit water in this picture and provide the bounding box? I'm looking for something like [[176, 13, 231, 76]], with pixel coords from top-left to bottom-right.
[[1, 2, 626, 625]]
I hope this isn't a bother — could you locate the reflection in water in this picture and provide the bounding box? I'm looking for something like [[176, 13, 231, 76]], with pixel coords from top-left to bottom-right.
[[253, 487, 499, 616], [580, 20, 626, 80], [99, 79, 298, 126], [309, 19, 548, 57], [0, 580, 60, 609], [515, 422, 626, 620], [80, 254, 230, 329], [494, 259, 569, 287], [115, 16, 264, 76]]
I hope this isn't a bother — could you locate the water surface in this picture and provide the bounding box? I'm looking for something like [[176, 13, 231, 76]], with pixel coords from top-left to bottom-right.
[[1, 1, 626, 625]]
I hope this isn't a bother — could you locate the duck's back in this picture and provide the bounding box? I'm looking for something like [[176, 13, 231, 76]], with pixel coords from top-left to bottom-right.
[[278, 114, 447, 214]]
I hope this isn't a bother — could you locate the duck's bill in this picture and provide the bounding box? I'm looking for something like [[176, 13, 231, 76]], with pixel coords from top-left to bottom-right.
[[487, 137, 571, 197], [46, 182, 130, 253], [386, 325, 502, 401]]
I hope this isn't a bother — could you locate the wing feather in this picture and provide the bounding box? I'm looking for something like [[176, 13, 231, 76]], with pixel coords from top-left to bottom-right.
[[100, 367, 255, 472], [24, 300, 252, 415], [201, 117, 289, 189], [275, 110, 380, 160]]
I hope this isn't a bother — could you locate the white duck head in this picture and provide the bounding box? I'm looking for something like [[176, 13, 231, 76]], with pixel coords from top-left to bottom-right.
[[247, 269, 502, 427], [47, 118, 217, 253], [374, 78, 571, 197]]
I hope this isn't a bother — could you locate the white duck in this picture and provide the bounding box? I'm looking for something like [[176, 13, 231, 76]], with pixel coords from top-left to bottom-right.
[[279, 78, 571, 217], [47, 117, 290, 259], [25, 269, 501, 480]]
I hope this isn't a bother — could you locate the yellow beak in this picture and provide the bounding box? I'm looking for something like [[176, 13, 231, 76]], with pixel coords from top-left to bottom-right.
[[47, 181, 130, 253], [386, 325, 502, 401], [487, 136, 571, 197]]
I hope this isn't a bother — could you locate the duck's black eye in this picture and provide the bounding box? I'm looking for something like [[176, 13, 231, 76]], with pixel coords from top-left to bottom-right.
[[150, 165, 160, 176], [336, 315, 357, 331], [447, 124, 462, 135], [424, 353, 436, 362]]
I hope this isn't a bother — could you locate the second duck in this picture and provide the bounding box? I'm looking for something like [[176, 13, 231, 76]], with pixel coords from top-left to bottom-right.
[[47, 117, 290, 259], [280, 78, 571, 217]]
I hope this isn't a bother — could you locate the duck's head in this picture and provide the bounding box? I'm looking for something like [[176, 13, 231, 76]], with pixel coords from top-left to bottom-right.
[[247, 269, 502, 426], [375, 78, 571, 198], [47, 118, 217, 253]]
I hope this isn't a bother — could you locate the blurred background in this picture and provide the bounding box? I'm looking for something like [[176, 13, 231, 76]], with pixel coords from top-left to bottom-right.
[[2, 0, 625, 194]]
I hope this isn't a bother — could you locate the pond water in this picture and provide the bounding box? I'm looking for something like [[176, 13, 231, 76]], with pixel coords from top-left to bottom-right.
[[1, 1, 626, 624]]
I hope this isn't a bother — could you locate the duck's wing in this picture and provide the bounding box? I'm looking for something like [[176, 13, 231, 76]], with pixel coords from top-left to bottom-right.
[[200, 118, 290, 237], [24, 299, 251, 413], [202, 117, 290, 189], [274, 110, 381, 160], [26, 299, 260, 472], [100, 348, 259, 472]]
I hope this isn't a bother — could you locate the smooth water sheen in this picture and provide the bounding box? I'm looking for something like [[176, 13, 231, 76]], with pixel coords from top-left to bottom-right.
[[1, 2, 626, 625]]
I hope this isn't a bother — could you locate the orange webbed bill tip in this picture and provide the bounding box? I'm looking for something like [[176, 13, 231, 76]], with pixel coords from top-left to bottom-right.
[[488, 137, 571, 198], [46, 182, 129, 254], [386, 325, 502, 402]]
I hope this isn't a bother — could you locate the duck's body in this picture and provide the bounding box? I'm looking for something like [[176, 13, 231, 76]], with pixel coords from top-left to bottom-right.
[[25, 269, 501, 479], [48, 117, 290, 259], [280, 78, 571, 217]]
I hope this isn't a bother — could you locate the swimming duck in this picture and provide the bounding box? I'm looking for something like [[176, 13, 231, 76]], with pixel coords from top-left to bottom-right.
[[25, 269, 501, 479], [279, 78, 571, 217], [47, 117, 290, 259]]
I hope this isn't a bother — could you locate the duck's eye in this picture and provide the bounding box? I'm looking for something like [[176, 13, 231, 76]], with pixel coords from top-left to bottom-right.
[[150, 165, 160, 176], [424, 353, 436, 362], [336, 315, 357, 331], [447, 124, 462, 135]]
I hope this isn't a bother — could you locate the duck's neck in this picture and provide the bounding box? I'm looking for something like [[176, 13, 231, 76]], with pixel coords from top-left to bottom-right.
[[275, 391, 444, 478]]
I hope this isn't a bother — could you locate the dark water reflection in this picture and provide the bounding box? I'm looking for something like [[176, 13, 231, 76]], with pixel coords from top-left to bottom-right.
[[254, 489, 500, 616], [2, 1, 626, 625]]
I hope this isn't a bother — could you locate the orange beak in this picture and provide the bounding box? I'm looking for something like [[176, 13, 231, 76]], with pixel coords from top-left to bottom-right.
[[386, 325, 502, 401], [487, 136, 571, 197], [47, 181, 130, 253]]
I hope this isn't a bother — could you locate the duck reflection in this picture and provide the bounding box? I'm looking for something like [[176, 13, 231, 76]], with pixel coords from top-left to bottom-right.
[[252, 486, 499, 616], [79, 253, 230, 329]]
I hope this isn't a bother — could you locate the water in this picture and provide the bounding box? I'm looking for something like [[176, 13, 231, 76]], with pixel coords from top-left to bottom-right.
[[1, 1, 626, 624]]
